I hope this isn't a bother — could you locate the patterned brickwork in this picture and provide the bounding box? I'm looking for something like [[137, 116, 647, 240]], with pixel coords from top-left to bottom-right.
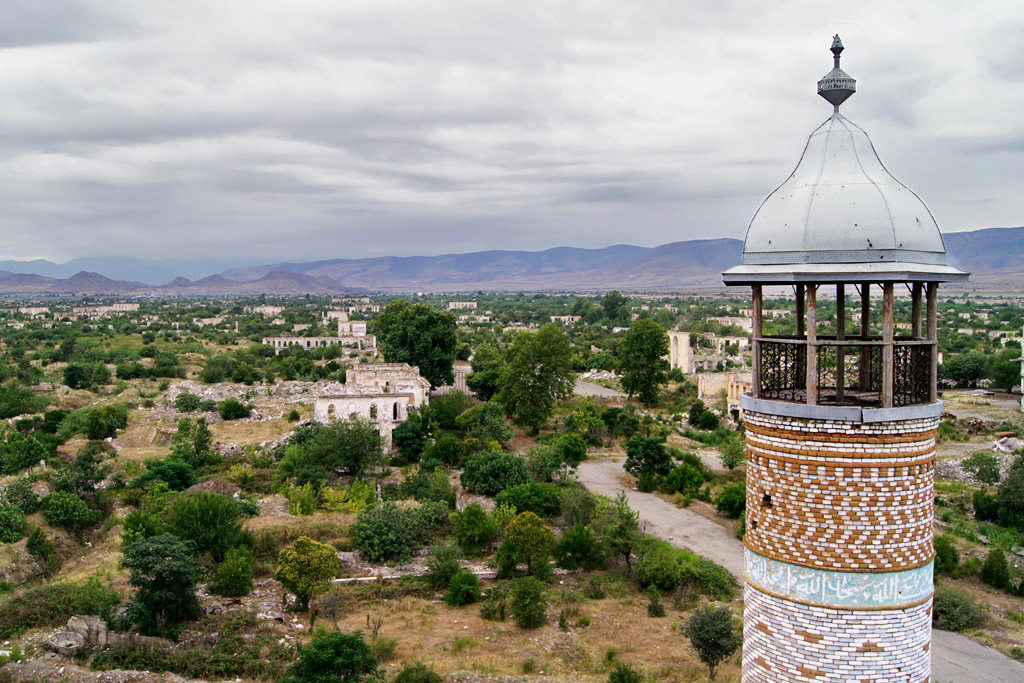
[[743, 583, 931, 682], [744, 410, 937, 572]]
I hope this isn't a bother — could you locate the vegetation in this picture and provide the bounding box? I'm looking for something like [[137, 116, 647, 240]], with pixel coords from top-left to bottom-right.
[[274, 536, 339, 611], [685, 605, 741, 680]]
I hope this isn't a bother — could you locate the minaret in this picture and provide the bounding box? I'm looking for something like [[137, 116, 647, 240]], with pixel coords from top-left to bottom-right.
[[723, 37, 968, 682]]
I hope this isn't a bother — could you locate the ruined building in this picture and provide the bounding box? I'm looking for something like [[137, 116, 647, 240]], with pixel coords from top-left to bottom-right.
[[722, 37, 968, 682]]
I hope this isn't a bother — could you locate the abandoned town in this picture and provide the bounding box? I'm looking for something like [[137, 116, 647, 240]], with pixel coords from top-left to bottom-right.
[[2, 5, 1024, 683]]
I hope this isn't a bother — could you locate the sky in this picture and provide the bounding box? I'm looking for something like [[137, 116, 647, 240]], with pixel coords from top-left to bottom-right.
[[0, 0, 1021, 264]]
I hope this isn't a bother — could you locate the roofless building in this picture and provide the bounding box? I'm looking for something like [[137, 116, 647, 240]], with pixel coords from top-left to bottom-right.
[[723, 37, 968, 682]]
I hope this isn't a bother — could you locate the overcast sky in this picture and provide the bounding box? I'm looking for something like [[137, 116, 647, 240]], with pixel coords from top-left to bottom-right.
[[0, 1, 1021, 264]]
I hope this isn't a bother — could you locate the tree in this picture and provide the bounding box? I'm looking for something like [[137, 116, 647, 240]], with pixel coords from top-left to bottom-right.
[[981, 547, 1012, 591], [279, 630, 379, 683], [170, 418, 218, 469], [219, 398, 252, 420], [510, 576, 548, 628], [688, 400, 720, 430], [998, 466, 1024, 530], [617, 319, 670, 406], [598, 492, 641, 572], [214, 546, 254, 597], [505, 512, 556, 574], [274, 536, 339, 611], [0, 504, 26, 543], [121, 534, 202, 636], [720, 439, 745, 471], [444, 569, 481, 606], [165, 492, 244, 562], [601, 290, 630, 324], [457, 401, 514, 444], [715, 481, 746, 519], [941, 352, 986, 388], [0, 383, 48, 419], [962, 453, 1001, 487], [280, 419, 386, 485], [460, 450, 530, 496], [0, 430, 48, 475], [624, 437, 671, 478], [452, 503, 498, 555], [987, 350, 1022, 393], [497, 325, 575, 434], [685, 605, 740, 680], [374, 300, 458, 388], [466, 342, 504, 401], [42, 491, 99, 534]]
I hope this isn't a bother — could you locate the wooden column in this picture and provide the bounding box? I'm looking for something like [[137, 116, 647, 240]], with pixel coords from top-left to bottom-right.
[[796, 284, 805, 338], [806, 284, 818, 405], [752, 285, 762, 399], [836, 283, 845, 404], [927, 282, 939, 403], [911, 282, 923, 339], [881, 282, 895, 408], [859, 284, 871, 390]]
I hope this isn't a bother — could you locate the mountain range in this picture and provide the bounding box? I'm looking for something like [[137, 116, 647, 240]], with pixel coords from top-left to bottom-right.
[[0, 227, 1021, 296]]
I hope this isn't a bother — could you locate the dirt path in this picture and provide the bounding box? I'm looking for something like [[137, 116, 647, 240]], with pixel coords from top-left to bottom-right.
[[576, 458, 1024, 683]]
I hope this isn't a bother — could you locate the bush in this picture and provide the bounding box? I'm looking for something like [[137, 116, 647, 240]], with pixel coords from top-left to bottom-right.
[[974, 490, 1000, 522], [279, 630, 378, 683], [2, 477, 40, 513], [132, 458, 196, 491], [646, 587, 665, 617], [219, 398, 252, 421], [609, 663, 644, 683], [662, 464, 703, 496], [0, 504, 26, 543], [714, 481, 746, 519], [460, 450, 530, 496], [445, 569, 481, 606], [496, 483, 563, 517], [75, 574, 121, 623], [121, 534, 202, 637], [42, 492, 99, 533], [402, 469, 456, 509], [480, 584, 508, 621], [166, 492, 244, 562], [452, 502, 497, 555], [998, 466, 1024, 530], [214, 547, 254, 597], [505, 512, 556, 575], [555, 524, 605, 570], [424, 542, 461, 591], [350, 501, 433, 563], [685, 605, 740, 680], [933, 584, 985, 631], [274, 536, 339, 611], [174, 393, 201, 412], [394, 662, 442, 683], [634, 539, 699, 592], [695, 558, 737, 600], [510, 577, 547, 629], [688, 400, 720, 431], [981, 547, 1012, 591], [934, 534, 959, 575], [26, 526, 58, 572], [287, 409, 301, 422], [624, 437, 671, 478]]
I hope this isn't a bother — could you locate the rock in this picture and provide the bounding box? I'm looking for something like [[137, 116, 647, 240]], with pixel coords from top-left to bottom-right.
[[46, 631, 85, 656], [206, 603, 225, 615], [67, 614, 109, 648]]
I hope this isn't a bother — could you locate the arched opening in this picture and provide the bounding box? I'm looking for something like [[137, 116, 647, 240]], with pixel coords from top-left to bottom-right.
[[326, 404, 336, 421], [348, 402, 357, 418], [393, 402, 400, 420]]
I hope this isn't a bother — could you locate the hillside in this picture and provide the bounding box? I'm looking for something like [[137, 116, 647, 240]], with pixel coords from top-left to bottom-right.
[[0, 226, 1019, 294]]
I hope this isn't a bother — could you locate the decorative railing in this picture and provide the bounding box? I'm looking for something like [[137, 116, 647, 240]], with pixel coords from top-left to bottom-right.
[[758, 336, 933, 407]]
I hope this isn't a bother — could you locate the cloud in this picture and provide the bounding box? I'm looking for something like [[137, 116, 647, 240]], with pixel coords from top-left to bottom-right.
[[0, 0, 1021, 263]]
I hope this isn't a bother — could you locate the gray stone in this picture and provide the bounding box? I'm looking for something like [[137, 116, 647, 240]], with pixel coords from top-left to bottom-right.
[[46, 631, 85, 656]]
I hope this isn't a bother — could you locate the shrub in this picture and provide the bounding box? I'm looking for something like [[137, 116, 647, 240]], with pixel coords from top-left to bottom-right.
[[394, 662, 442, 683], [350, 501, 444, 563], [510, 577, 547, 629], [981, 547, 1012, 591], [719, 439, 744, 471], [460, 450, 530, 496], [0, 430, 49, 475], [402, 468, 456, 509], [998, 466, 1024, 530], [0, 504, 26, 543], [555, 524, 605, 570], [121, 534, 202, 637], [287, 409, 301, 422], [132, 458, 196, 491], [685, 605, 740, 680], [480, 584, 508, 621], [974, 490, 1000, 522], [688, 400, 720, 431], [609, 663, 644, 683], [279, 630, 378, 683], [174, 393, 201, 412], [662, 464, 703, 496], [496, 482, 563, 517], [695, 558, 738, 600], [26, 526, 58, 572], [646, 587, 665, 618], [714, 481, 746, 519], [963, 452, 1002, 486], [42, 492, 99, 533], [214, 547, 254, 597], [219, 398, 252, 421], [505, 511, 556, 575], [623, 437, 671, 478], [75, 574, 121, 623], [934, 534, 959, 575], [274, 536, 339, 611], [445, 570, 481, 606], [166, 492, 243, 562], [932, 584, 985, 631], [2, 477, 40, 513], [452, 502, 497, 555], [634, 539, 699, 592], [424, 542, 461, 591]]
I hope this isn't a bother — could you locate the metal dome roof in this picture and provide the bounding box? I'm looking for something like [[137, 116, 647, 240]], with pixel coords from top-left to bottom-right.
[[723, 37, 968, 284]]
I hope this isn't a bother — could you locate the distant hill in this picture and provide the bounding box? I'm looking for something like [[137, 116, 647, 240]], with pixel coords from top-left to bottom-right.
[[0, 226, 1019, 295]]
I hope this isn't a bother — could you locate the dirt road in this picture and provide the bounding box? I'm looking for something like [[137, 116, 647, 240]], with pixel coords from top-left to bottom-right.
[[576, 458, 1024, 683]]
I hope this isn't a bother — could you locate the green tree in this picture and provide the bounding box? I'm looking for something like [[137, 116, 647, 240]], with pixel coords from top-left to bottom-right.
[[466, 342, 504, 401], [121, 534, 202, 636], [280, 419, 385, 485], [497, 325, 575, 434], [0, 384, 48, 419], [986, 349, 1022, 393], [0, 430, 48, 475], [169, 418, 218, 469], [214, 546, 254, 597], [998, 466, 1024, 529], [601, 290, 630, 324], [42, 491, 99, 534], [374, 300, 458, 388], [617, 319, 670, 406], [165, 492, 244, 562], [274, 536, 339, 611], [685, 605, 741, 680], [460, 450, 530, 496], [962, 453, 1001, 487], [597, 492, 641, 572], [623, 437, 671, 478], [505, 511, 556, 575], [941, 352, 987, 388], [0, 504, 26, 543], [980, 547, 1012, 591], [720, 439, 745, 471], [715, 481, 746, 519], [510, 576, 548, 628], [444, 569, 481, 606], [279, 630, 379, 683], [452, 502, 498, 555]]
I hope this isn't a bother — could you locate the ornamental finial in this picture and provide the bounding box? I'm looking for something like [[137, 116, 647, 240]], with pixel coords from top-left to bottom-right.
[[818, 34, 856, 111]]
